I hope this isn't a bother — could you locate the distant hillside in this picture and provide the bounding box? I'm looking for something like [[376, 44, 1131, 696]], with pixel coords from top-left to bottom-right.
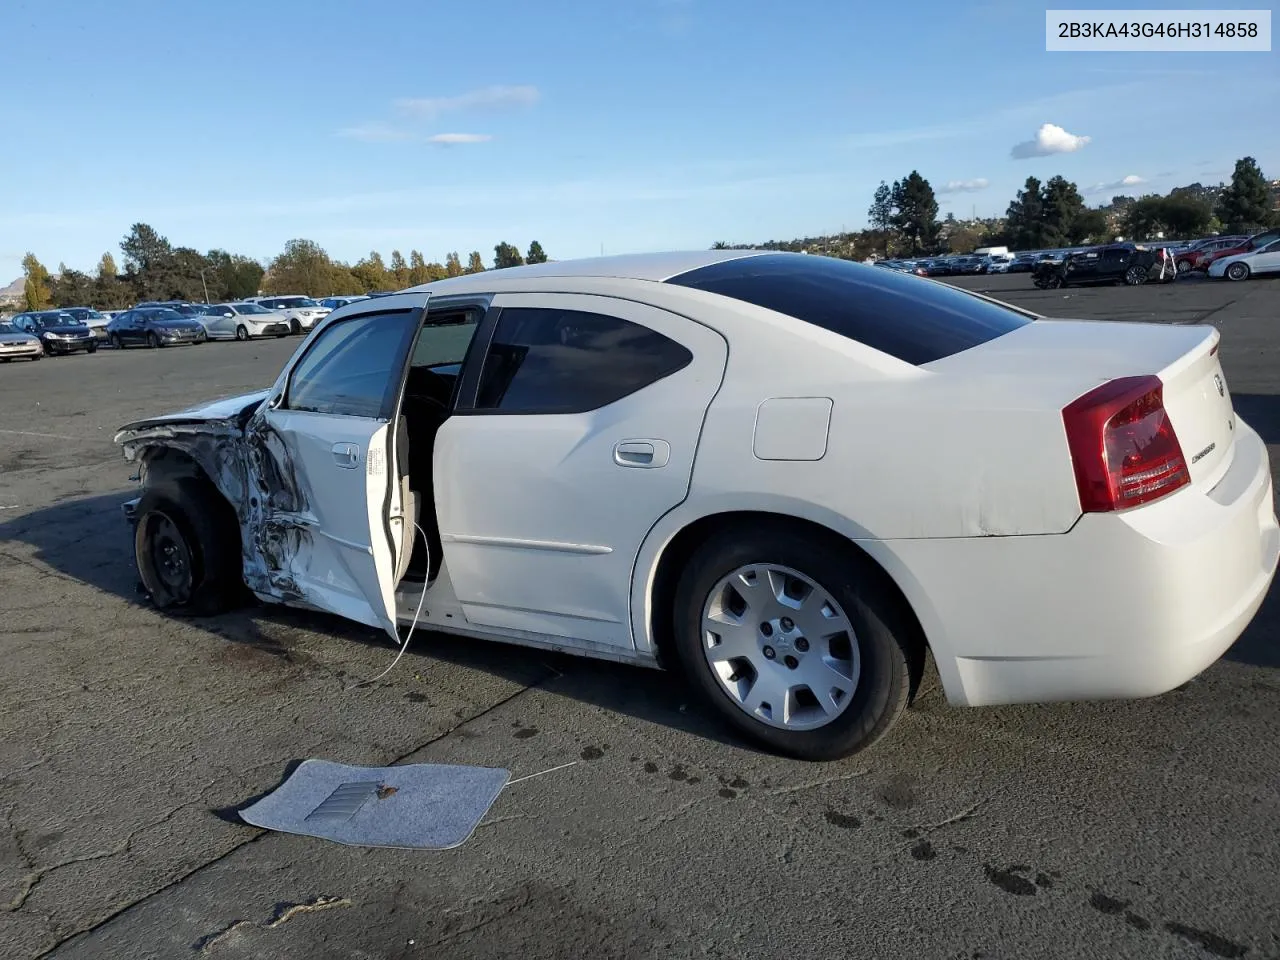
[[0, 276, 24, 301]]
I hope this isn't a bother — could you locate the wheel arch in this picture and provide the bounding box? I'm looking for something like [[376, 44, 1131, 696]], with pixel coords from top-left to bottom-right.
[[643, 509, 930, 699]]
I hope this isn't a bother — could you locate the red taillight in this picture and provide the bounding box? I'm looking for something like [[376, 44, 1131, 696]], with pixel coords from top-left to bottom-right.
[[1062, 375, 1190, 513]]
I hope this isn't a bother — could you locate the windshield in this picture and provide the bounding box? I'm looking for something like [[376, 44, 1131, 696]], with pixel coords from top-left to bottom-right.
[[278, 297, 319, 308], [35, 314, 81, 327], [233, 302, 272, 315], [64, 308, 106, 321], [149, 309, 188, 322], [0, 323, 18, 334]]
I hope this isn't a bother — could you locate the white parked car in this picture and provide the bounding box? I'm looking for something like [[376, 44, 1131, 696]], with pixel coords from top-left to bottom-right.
[[248, 295, 331, 334], [1207, 238, 1280, 281], [199, 302, 294, 340], [113, 251, 1278, 760]]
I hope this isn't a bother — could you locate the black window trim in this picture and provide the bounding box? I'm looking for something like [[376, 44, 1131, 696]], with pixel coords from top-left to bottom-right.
[[452, 303, 695, 418], [280, 306, 423, 421]]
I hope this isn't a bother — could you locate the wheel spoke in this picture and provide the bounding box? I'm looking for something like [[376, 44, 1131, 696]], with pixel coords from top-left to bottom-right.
[[802, 657, 856, 715], [702, 618, 757, 664]]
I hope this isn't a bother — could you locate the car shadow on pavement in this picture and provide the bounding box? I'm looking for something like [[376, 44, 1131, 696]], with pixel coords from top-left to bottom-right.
[[1232, 393, 1280, 445], [0, 492, 750, 752]]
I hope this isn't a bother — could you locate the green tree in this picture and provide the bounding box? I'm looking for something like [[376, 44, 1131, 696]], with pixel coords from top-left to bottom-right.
[[352, 252, 391, 291], [1215, 157, 1274, 233], [264, 239, 337, 296], [888, 172, 940, 255], [97, 253, 118, 281], [1124, 195, 1167, 239], [1160, 190, 1214, 238], [1072, 206, 1110, 243], [445, 252, 464, 277], [526, 240, 548, 264], [867, 181, 895, 233], [465, 251, 486, 274], [408, 250, 429, 286], [424, 261, 448, 281], [389, 249, 408, 286], [21, 253, 52, 311], [1005, 176, 1046, 249], [493, 242, 524, 269], [93, 251, 130, 308], [50, 266, 95, 307], [1040, 176, 1086, 246], [207, 249, 265, 300], [946, 226, 981, 253]]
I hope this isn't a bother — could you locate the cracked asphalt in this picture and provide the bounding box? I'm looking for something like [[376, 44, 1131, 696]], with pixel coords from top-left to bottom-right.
[[1, 273, 1278, 960]]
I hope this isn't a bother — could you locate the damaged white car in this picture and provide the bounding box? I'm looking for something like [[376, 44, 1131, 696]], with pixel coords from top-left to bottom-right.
[[116, 251, 1279, 761]]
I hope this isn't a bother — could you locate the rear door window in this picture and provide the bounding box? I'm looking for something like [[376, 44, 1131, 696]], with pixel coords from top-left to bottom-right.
[[665, 253, 1032, 366]]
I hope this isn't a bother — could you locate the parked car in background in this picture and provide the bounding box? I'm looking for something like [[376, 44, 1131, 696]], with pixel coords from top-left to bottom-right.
[[0, 320, 43, 361], [1199, 228, 1280, 273], [59, 306, 112, 341], [248, 295, 331, 334], [136, 300, 205, 318], [984, 254, 1015, 273], [106, 307, 208, 348], [9, 311, 99, 354], [1033, 243, 1175, 288], [1208, 237, 1280, 281], [319, 296, 370, 310], [1007, 254, 1039, 272], [198, 302, 293, 340], [1175, 236, 1249, 274]]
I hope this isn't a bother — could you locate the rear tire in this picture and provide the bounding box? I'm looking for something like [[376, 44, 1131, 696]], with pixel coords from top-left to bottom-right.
[[1225, 262, 1251, 282], [671, 524, 921, 761], [134, 478, 244, 617]]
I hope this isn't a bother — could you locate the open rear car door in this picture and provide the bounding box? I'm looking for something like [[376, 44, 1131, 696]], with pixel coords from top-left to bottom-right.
[[246, 293, 428, 640]]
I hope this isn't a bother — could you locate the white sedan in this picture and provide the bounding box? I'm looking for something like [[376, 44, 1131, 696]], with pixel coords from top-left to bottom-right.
[[113, 251, 1278, 761], [1208, 238, 1280, 281], [199, 302, 294, 340]]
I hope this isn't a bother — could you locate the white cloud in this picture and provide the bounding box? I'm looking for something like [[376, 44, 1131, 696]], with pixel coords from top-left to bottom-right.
[[1010, 123, 1092, 159], [395, 85, 540, 120], [427, 133, 493, 145], [1087, 174, 1146, 194], [938, 178, 990, 194]]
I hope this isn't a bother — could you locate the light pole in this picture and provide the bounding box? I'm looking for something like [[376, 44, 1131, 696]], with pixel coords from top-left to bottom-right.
[[198, 267, 213, 304]]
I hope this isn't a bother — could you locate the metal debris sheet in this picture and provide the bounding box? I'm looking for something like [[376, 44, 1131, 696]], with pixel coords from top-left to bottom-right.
[[239, 759, 510, 850]]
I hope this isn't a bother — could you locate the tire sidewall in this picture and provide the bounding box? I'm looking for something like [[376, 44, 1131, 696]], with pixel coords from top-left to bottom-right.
[[1227, 263, 1249, 281], [672, 528, 912, 760], [134, 480, 242, 616]]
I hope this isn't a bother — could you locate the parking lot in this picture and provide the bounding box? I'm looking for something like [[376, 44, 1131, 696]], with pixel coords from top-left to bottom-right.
[[1, 273, 1278, 960]]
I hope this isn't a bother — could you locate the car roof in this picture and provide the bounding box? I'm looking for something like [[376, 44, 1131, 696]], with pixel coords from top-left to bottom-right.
[[402, 249, 770, 295]]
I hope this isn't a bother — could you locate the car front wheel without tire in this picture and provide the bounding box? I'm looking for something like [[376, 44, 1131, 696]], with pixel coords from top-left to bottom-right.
[[1124, 265, 1148, 285], [134, 480, 244, 617], [1225, 262, 1251, 282], [672, 526, 921, 761]]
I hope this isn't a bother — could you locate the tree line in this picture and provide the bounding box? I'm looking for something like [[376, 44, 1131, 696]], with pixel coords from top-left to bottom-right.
[[716, 155, 1277, 259], [19, 226, 550, 312]]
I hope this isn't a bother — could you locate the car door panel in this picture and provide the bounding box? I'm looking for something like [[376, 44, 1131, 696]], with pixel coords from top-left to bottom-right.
[[433, 293, 729, 648], [246, 300, 426, 638]]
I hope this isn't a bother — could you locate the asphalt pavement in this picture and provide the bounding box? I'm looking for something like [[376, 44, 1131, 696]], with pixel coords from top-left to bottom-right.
[[1, 272, 1278, 960]]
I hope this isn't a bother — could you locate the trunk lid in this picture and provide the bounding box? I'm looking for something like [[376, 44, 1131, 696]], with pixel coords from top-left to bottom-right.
[[926, 317, 1236, 489]]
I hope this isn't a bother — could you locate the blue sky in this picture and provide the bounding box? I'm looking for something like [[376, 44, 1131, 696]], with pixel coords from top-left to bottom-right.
[[1, 0, 1276, 280]]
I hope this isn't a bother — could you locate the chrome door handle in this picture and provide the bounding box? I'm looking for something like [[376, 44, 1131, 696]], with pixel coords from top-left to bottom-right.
[[332, 441, 361, 468], [614, 439, 670, 468]]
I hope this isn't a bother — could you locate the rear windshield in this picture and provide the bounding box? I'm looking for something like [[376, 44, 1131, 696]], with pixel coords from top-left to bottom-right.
[[665, 253, 1034, 365]]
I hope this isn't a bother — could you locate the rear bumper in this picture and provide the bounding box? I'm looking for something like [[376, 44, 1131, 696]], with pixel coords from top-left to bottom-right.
[[873, 418, 1279, 707]]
